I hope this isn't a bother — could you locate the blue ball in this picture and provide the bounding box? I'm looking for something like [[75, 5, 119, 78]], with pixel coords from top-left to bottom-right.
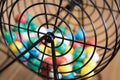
[[29, 46, 41, 57], [47, 28, 54, 32], [75, 29, 86, 40], [62, 72, 75, 80], [16, 48, 30, 61], [65, 33, 76, 40]]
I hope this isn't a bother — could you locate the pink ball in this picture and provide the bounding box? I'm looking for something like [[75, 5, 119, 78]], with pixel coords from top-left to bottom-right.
[[15, 13, 27, 24]]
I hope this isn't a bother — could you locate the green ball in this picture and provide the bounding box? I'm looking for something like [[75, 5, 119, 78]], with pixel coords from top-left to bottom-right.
[[73, 47, 86, 62], [27, 37, 38, 47], [73, 62, 84, 73], [56, 42, 67, 54], [13, 23, 27, 32], [4, 31, 16, 43], [57, 25, 66, 34], [27, 58, 41, 71], [30, 23, 39, 31], [27, 14, 34, 23]]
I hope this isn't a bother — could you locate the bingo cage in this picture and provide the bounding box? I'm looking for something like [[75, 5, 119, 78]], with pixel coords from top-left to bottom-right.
[[0, 0, 120, 80]]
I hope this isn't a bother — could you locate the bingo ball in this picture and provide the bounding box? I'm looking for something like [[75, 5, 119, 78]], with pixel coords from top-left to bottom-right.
[[15, 32, 21, 41], [83, 58, 97, 69], [73, 62, 84, 73], [29, 46, 41, 57], [64, 53, 73, 63], [73, 47, 86, 62], [87, 38, 95, 46], [43, 57, 53, 70], [56, 25, 66, 34], [4, 31, 16, 43], [80, 66, 95, 79], [75, 29, 86, 40], [15, 13, 27, 24], [9, 41, 23, 54], [16, 48, 30, 61], [58, 64, 72, 76], [85, 46, 95, 55], [56, 42, 67, 54], [27, 58, 41, 71], [56, 56, 68, 65], [62, 72, 75, 79]]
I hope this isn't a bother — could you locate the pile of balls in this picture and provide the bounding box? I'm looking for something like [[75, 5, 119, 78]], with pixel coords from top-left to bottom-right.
[[3, 13, 100, 80]]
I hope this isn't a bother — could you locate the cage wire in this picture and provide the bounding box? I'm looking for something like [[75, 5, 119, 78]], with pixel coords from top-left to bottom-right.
[[0, 0, 120, 80]]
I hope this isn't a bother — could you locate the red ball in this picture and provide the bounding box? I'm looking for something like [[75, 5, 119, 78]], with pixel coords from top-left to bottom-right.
[[15, 32, 21, 41], [77, 40, 85, 47], [15, 13, 27, 24], [41, 69, 49, 76], [71, 41, 81, 48], [43, 57, 53, 70], [56, 56, 67, 65], [87, 38, 95, 46]]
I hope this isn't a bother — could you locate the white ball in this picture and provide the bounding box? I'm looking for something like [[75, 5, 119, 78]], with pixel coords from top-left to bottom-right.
[[64, 53, 73, 63], [87, 52, 100, 62], [37, 27, 47, 37], [38, 53, 49, 60], [55, 33, 63, 43], [21, 32, 36, 41], [64, 37, 70, 46], [49, 69, 62, 79]]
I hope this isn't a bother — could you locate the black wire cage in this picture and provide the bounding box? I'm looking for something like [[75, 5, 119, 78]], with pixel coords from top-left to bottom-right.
[[0, 0, 120, 80]]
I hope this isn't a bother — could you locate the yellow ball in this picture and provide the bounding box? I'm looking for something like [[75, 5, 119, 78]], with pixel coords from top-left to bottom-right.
[[58, 64, 72, 76], [66, 46, 74, 54], [9, 41, 23, 54], [80, 66, 95, 78], [55, 51, 61, 56], [83, 58, 97, 69], [85, 46, 95, 55], [39, 44, 49, 54]]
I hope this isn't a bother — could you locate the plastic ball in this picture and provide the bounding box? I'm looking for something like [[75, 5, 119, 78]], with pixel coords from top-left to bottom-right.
[[43, 57, 53, 70], [38, 27, 47, 37], [64, 53, 73, 63], [56, 56, 67, 65], [41, 69, 49, 77], [73, 62, 83, 73], [56, 25, 66, 34], [38, 53, 49, 60], [39, 44, 49, 54], [27, 14, 34, 23], [4, 31, 16, 43], [87, 51, 100, 62], [21, 32, 37, 42], [49, 69, 62, 79], [15, 32, 21, 41], [62, 72, 75, 79], [75, 29, 86, 40], [27, 37, 38, 47], [80, 66, 95, 78], [65, 46, 74, 54], [85, 46, 95, 55], [83, 58, 97, 69], [73, 47, 86, 62], [56, 42, 67, 54], [65, 33, 75, 40], [15, 13, 27, 24], [29, 23, 39, 31], [13, 23, 27, 32], [64, 37, 70, 46], [70, 42, 81, 48], [27, 58, 41, 71], [29, 46, 41, 57], [9, 41, 23, 54], [16, 48, 30, 61], [47, 28, 54, 32], [58, 64, 72, 76], [87, 38, 95, 46], [55, 33, 63, 43]]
